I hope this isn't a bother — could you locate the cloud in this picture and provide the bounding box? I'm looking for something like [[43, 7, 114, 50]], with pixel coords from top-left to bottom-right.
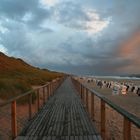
[[112, 30, 140, 74], [0, 0, 37, 20], [0, 44, 7, 53], [85, 9, 111, 35], [118, 31, 140, 58], [40, 0, 57, 7], [0, 0, 50, 30], [0, 22, 9, 34], [52, 2, 111, 35], [0, 0, 140, 75]]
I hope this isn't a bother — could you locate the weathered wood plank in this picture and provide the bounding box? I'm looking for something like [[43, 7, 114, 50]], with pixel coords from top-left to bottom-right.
[[17, 78, 101, 139]]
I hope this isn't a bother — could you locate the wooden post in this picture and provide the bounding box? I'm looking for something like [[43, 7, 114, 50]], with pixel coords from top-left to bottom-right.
[[123, 117, 131, 140], [83, 87, 85, 104], [77, 83, 82, 94], [81, 86, 83, 100], [43, 87, 45, 105], [53, 81, 55, 91], [81, 86, 84, 99], [79, 83, 81, 93], [49, 84, 50, 96], [51, 83, 53, 95], [37, 89, 40, 111], [81, 85, 83, 98], [51, 82, 53, 95], [80, 83, 82, 94], [47, 85, 50, 99], [86, 89, 88, 110], [50, 83, 51, 96], [46, 85, 49, 100], [50, 83, 52, 95], [11, 101, 17, 139], [101, 99, 106, 140], [28, 93, 32, 120], [52, 82, 54, 95], [91, 93, 95, 120]]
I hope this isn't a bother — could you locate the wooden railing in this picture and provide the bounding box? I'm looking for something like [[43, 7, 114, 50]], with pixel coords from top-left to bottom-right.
[[0, 77, 65, 140], [72, 77, 140, 140]]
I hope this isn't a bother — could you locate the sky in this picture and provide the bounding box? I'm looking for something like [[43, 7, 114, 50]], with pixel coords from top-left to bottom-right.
[[0, 0, 140, 75]]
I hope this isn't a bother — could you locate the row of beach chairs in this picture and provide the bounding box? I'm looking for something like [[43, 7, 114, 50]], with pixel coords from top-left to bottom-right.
[[80, 77, 140, 96]]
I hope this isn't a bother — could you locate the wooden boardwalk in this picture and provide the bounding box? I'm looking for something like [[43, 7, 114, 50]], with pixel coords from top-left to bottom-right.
[[16, 78, 101, 140]]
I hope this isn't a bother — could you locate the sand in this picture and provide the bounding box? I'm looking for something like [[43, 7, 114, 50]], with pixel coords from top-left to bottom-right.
[[0, 85, 46, 140], [79, 78, 140, 140]]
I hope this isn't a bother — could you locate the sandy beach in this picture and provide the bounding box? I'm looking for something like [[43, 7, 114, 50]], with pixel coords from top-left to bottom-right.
[[79, 77, 140, 140]]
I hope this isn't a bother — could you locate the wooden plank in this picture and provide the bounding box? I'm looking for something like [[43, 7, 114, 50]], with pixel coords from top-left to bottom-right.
[[42, 99, 58, 136], [70, 136, 75, 140], [97, 135, 102, 140], [17, 78, 101, 139], [42, 136, 51, 140], [15, 136, 25, 140], [26, 100, 54, 136]]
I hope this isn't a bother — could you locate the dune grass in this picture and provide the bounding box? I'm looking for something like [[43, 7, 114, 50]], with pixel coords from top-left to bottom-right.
[[0, 71, 63, 103], [0, 52, 64, 103]]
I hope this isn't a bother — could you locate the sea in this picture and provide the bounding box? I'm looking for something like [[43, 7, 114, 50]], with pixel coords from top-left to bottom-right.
[[89, 76, 140, 80]]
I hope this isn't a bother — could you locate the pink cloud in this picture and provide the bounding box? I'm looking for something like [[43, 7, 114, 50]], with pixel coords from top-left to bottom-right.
[[116, 30, 140, 73]]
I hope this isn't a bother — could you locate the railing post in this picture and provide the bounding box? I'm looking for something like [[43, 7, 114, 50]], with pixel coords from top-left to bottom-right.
[[86, 89, 89, 111], [51, 83, 53, 95], [101, 99, 106, 140], [51, 82, 53, 95], [52, 81, 54, 94], [80, 84, 82, 96], [46, 86, 48, 100], [83, 88, 86, 104], [50, 83, 52, 95], [79, 83, 81, 93], [49, 83, 51, 96], [123, 117, 131, 140], [28, 93, 32, 120], [47, 85, 50, 99], [53, 81, 55, 91], [91, 93, 95, 120], [80, 85, 83, 98], [11, 100, 17, 139], [37, 89, 40, 111], [43, 87, 45, 105], [81, 86, 85, 100]]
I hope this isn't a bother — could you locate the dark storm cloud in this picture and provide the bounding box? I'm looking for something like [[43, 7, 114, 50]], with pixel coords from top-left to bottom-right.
[[0, 0, 140, 75], [52, 1, 88, 29], [0, 0, 50, 29], [0, 0, 36, 19]]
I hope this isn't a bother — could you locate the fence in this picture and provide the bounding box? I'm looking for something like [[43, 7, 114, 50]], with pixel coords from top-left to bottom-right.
[[0, 77, 65, 140], [72, 77, 140, 140]]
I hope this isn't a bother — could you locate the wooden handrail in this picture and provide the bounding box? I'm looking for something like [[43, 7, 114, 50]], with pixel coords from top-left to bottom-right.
[[72, 77, 140, 140], [0, 77, 65, 139]]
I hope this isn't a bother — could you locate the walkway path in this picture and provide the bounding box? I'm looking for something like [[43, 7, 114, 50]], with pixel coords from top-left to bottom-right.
[[16, 78, 101, 140]]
